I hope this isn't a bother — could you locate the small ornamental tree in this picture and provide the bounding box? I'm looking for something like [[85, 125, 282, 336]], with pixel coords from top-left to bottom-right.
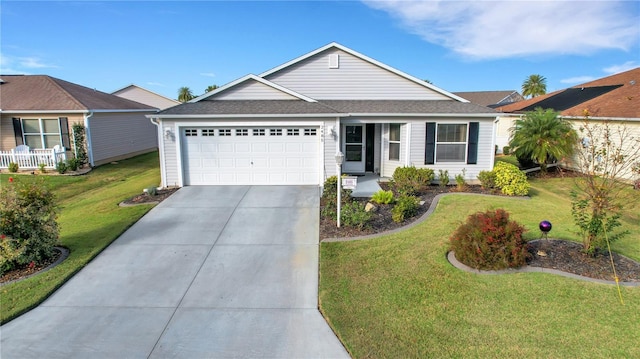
[[570, 118, 640, 255], [0, 177, 59, 273], [71, 123, 88, 165], [450, 209, 529, 270]]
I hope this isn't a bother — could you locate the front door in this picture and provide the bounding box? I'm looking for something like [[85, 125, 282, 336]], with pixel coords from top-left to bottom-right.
[[343, 124, 365, 173]]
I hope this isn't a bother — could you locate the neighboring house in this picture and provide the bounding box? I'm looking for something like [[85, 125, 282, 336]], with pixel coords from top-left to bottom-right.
[[112, 84, 180, 110], [496, 67, 640, 180], [454, 91, 525, 154], [0, 75, 159, 167], [149, 43, 498, 188]]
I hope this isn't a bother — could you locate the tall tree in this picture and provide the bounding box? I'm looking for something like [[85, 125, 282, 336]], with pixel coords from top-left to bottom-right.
[[509, 107, 578, 173], [205, 85, 219, 93], [177, 87, 194, 102], [522, 74, 547, 98]]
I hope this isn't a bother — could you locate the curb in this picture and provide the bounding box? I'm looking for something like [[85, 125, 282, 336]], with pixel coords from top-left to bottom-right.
[[447, 251, 640, 287], [1, 246, 70, 287]]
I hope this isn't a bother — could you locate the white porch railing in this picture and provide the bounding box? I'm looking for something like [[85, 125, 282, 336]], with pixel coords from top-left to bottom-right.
[[0, 145, 67, 169]]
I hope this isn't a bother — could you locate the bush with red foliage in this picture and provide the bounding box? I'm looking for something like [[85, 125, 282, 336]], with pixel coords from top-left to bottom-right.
[[450, 209, 530, 270]]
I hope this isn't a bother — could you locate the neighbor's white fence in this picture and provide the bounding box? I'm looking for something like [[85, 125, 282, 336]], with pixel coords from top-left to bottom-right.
[[0, 145, 67, 169]]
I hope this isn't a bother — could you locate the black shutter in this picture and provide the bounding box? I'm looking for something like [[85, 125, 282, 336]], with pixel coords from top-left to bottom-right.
[[467, 122, 479, 164], [425, 122, 436, 164], [60, 117, 71, 149], [12, 118, 24, 146]]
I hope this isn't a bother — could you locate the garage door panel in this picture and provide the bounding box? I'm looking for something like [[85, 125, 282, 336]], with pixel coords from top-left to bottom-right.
[[182, 127, 319, 185]]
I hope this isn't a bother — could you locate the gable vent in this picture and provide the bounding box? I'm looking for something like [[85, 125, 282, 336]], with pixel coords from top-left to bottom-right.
[[329, 54, 339, 69]]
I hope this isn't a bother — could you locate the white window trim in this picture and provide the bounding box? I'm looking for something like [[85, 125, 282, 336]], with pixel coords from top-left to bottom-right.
[[388, 123, 401, 162], [22, 118, 62, 149], [435, 122, 468, 163]]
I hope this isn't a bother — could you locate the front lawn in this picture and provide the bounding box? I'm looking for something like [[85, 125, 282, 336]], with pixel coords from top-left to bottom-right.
[[319, 177, 640, 358], [1, 152, 162, 323]]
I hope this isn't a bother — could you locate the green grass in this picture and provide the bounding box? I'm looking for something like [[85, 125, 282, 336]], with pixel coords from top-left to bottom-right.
[[1, 152, 162, 323], [320, 178, 640, 358], [495, 154, 520, 167]]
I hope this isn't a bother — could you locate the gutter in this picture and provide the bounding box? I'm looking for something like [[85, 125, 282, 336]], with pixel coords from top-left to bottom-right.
[[149, 116, 167, 188], [84, 112, 95, 167]]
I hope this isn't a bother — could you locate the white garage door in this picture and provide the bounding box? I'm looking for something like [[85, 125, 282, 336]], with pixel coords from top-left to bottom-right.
[[181, 127, 320, 185]]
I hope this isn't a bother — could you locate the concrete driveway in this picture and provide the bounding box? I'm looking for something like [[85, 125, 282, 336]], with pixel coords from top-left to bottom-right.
[[1, 186, 349, 358]]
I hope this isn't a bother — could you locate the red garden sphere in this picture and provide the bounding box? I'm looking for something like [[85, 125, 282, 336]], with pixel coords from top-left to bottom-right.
[[539, 220, 552, 233]]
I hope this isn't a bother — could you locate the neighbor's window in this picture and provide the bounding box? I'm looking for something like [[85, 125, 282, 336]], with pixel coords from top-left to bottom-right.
[[22, 118, 62, 149], [436, 124, 467, 162], [389, 124, 401, 161]]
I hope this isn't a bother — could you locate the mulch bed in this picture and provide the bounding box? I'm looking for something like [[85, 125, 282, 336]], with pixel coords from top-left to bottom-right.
[[120, 187, 179, 206], [528, 240, 640, 282], [1, 247, 67, 285]]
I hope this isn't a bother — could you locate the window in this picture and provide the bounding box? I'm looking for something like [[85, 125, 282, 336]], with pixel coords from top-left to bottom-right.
[[389, 124, 401, 161], [436, 124, 467, 162], [219, 129, 231, 136], [304, 128, 317, 136], [202, 129, 215, 136], [253, 129, 266, 136], [270, 128, 283, 136], [22, 118, 62, 149], [236, 129, 248, 136], [287, 128, 300, 136]]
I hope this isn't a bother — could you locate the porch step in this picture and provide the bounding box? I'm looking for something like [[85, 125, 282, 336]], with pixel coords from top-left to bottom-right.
[[348, 173, 384, 198]]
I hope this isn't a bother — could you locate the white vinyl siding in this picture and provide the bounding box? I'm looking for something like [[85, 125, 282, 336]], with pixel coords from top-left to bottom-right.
[[324, 120, 338, 179], [410, 118, 494, 182], [265, 48, 452, 100], [88, 112, 157, 165], [213, 79, 300, 100]]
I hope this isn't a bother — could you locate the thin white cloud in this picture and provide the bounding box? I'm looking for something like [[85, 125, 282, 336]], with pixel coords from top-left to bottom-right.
[[200, 72, 216, 78], [362, 0, 640, 60], [603, 61, 639, 74], [560, 76, 596, 85], [19, 57, 57, 69]]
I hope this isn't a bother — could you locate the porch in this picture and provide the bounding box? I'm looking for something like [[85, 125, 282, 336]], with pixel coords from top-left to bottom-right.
[[0, 145, 67, 170]]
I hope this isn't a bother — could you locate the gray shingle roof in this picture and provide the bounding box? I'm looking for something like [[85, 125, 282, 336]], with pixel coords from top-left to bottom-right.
[[453, 91, 524, 107], [0, 75, 157, 111], [157, 99, 496, 116]]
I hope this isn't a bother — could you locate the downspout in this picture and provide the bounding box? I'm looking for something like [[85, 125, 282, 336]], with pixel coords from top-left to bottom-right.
[[84, 112, 94, 167], [149, 116, 167, 188]]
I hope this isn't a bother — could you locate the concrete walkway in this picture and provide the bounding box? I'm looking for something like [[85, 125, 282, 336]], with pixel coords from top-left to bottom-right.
[[1, 186, 349, 358]]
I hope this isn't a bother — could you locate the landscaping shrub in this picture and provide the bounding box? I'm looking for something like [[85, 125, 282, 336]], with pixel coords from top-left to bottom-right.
[[391, 166, 434, 195], [391, 195, 420, 223], [515, 151, 536, 169], [0, 176, 59, 274], [477, 170, 496, 190], [56, 161, 68, 174], [321, 176, 352, 219], [8, 162, 19, 173], [371, 190, 394, 205], [494, 162, 530, 196], [146, 186, 158, 196], [66, 157, 81, 171], [38, 163, 47, 174], [438, 169, 449, 187], [72, 123, 88, 165], [454, 169, 467, 191], [502, 145, 511, 155], [449, 208, 529, 270], [341, 201, 372, 230]]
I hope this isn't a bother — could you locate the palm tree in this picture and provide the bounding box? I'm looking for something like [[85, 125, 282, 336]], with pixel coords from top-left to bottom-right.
[[205, 85, 219, 93], [177, 87, 194, 102], [522, 74, 547, 98], [509, 107, 578, 173]]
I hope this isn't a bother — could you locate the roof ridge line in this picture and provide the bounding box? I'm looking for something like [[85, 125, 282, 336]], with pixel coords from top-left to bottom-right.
[[47, 76, 89, 110]]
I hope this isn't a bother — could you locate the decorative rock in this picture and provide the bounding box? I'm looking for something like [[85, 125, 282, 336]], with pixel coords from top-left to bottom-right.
[[364, 202, 378, 212], [419, 201, 426, 206]]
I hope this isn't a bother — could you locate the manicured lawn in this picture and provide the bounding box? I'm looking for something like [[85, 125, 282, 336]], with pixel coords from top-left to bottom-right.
[[319, 177, 640, 358], [1, 152, 162, 323]]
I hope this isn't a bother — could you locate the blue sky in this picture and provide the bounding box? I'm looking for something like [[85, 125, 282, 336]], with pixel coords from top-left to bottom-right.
[[1, 1, 639, 101]]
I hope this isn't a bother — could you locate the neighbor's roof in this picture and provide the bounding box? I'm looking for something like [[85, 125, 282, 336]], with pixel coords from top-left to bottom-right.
[[497, 68, 640, 118], [0, 75, 157, 112], [453, 91, 524, 107], [156, 99, 496, 117]]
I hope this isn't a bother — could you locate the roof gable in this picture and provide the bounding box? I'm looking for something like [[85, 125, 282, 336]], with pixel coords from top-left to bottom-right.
[[0, 75, 156, 112], [260, 42, 468, 102], [191, 74, 316, 102], [112, 84, 180, 109]]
